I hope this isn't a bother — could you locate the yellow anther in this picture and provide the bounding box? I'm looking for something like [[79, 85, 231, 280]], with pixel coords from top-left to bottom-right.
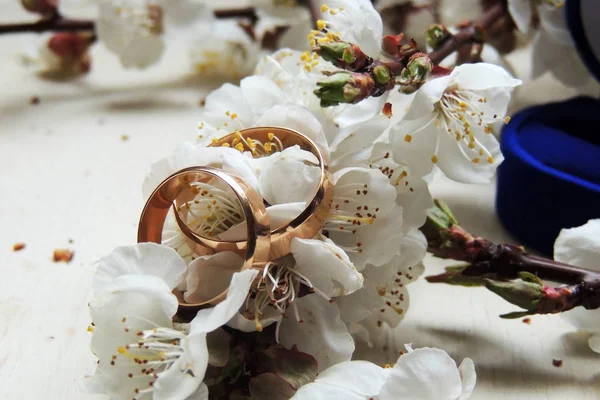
[[431, 155, 438, 164], [304, 64, 312, 72], [235, 143, 245, 152], [118, 346, 126, 354], [264, 142, 273, 152], [87, 325, 95, 332], [317, 20, 327, 30], [487, 156, 494, 164], [198, 122, 204, 129], [404, 134, 412, 143], [230, 113, 238, 119], [321, 4, 329, 12], [211, 137, 218, 144], [268, 132, 275, 140], [472, 157, 480, 164], [300, 51, 311, 61], [479, 149, 484, 156], [329, 9, 337, 15], [221, 143, 230, 147], [225, 111, 230, 116], [504, 116, 511, 124]]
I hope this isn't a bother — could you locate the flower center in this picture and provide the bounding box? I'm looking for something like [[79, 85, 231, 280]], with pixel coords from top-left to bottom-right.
[[108, 324, 187, 399], [435, 88, 499, 164], [246, 259, 332, 332], [113, 2, 164, 36], [177, 181, 244, 238]]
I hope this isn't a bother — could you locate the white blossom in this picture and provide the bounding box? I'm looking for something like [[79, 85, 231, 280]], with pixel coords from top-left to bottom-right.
[[555, 219, 600, 353], [60, 0, 213, 69], [508, 0, 591, 87], [87, 243, 259, 399], [390, 63, 521, 183], [189, 18, 261, 79], [292, 345, 476, 400]]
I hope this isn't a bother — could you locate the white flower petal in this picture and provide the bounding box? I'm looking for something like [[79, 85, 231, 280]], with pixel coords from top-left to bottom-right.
[[379, 348, 464, 400], [435, 120, 500, 184], [189, 19, 259, 80], [218, 202, 307, 242], [227, 308, 282, 333], [507, 0, 533, 34], [240, 76, 289, 118], [368, 142, 432, 229], [588, 332, 600, 354], [531, 30, 592, 87], [404, 75, 453, 120], [554, 219, 600, 271], [202, 82, 253, 129], [458, 358, 477, 400], [291, 237, 364, 298], [153, 331, 208, 400], [292, 381, 367, 400], [96, 1, 165, 69], [323, 0, 383, 57], [254, 104, 331, 162], [279, 295, 354, 372], [326, 168, 401, 269], [330, 115, 390, 170], [92, 243, 187, 293], [451, 63, 522, 92], [292, 360, 388, 400], [390, 115, 439, 179], [89, 279, 178, 398], [187, 383, 209, 400], [191, 269, 259, 333], [258, 147, 321, 206], [143, 147, 239, 199], [184, 252, 245, 304], [562, 308, 600, 332]]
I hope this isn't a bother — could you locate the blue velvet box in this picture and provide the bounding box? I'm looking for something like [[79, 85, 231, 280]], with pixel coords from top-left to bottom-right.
[[496, 97, 600, 255]]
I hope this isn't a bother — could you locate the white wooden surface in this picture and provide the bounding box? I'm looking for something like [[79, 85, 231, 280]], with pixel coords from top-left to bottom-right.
[[1, 3, 599, 399]]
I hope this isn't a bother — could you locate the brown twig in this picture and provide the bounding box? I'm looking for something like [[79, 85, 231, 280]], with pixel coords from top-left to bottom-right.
[[422, 199, 600, 316], [0, 7, 268, 36], [0, 15, 93, 34], [428, 2, 505, 64]]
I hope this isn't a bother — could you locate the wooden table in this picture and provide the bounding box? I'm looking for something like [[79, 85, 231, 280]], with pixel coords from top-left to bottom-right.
[[1, 3, 599, 399]]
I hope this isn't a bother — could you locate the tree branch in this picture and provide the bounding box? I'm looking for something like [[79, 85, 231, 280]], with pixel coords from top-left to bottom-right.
[[428, 2, 505, 64], [0, 7, 265, 36], [422, 199, 600, 316]]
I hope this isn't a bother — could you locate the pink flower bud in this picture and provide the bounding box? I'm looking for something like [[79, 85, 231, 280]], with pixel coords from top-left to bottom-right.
[[47, 32, 94, 74]]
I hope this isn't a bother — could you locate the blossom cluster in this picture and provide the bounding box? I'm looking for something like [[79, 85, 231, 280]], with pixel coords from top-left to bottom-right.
[[80, 0, 531, 399]]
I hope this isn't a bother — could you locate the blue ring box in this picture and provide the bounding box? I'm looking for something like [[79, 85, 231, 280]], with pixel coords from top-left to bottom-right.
[[496, 96, 600, 256]]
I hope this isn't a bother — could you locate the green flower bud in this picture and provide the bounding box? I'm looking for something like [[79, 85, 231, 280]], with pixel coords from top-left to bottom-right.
[[315, 41, 354, 64], [314, 72, 374, 107], [485, 279, 545, 312], [426, 24, 450, 49], [373, 65, 391, 85]]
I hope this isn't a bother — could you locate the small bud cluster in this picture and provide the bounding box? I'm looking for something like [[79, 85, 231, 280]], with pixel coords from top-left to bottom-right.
[[47, 32, 94, 75]]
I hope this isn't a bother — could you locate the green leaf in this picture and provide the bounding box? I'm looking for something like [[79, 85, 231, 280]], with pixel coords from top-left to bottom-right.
[[518, 271, 543, 286], [500, 311, 534, 319]]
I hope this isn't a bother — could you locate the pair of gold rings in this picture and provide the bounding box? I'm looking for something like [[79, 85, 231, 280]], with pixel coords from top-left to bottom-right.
[[138, 127, 332, 310]]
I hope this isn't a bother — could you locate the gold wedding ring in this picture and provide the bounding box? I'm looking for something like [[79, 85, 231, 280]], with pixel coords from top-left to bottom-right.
[[138, 166, 270, 309], [205, 126, 333, 260]]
